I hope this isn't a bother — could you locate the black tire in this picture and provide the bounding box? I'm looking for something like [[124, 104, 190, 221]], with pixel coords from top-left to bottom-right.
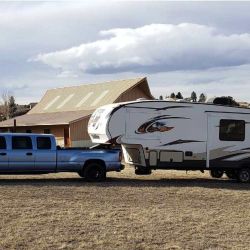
[[135, 167, 152, 175], [83, 162, 106, 182], [225, 170, 237, 180], [210, 169, 224, 178], [78, 171, 84, 178], [237, 168, 250, 183]]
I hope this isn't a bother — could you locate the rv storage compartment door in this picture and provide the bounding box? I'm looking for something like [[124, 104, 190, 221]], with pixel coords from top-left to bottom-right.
[[160, 151, 183, 162], [149, 151, 158, 166]]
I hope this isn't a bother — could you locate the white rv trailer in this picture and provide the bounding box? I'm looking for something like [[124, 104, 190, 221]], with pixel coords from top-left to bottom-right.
[[88, 100, 250, 182]]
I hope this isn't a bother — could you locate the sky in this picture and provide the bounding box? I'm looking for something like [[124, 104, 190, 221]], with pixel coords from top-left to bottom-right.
[[1, 1, 250, 103]]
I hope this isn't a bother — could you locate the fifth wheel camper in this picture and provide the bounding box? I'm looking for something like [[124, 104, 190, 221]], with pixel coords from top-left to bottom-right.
[[88, 100, 250, 183]]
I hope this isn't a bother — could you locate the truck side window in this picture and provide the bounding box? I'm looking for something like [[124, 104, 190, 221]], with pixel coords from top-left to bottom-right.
[[219, 119, 245, 141], [12, 136, 33, 150], [0, 136, 6, 149], [37, 137, 51, 150]]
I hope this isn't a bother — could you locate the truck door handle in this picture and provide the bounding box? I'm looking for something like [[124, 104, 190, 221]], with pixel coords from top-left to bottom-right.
[[0, 152, 6, 156], [26, 152, 33, 156]]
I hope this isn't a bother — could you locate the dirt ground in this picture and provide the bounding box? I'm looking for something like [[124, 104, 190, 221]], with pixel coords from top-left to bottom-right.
[[0, 166, 249, 250]]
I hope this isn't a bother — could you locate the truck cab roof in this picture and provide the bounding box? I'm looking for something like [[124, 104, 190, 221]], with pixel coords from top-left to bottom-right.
[[0, 133, 53, 137]]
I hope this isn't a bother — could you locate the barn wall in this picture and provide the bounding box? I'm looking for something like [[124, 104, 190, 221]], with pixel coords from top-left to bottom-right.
[[70, 117, 93, 147]]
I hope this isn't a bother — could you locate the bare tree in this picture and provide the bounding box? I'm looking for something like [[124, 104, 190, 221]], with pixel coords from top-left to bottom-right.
[[9, 96, 17, 118]]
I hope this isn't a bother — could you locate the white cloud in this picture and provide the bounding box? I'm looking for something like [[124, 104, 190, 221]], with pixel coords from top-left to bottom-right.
[[57, 70, 78, 78], [34, 23, 250, 74], [148, 64, 250, 102], [2, 2, 250, 103]]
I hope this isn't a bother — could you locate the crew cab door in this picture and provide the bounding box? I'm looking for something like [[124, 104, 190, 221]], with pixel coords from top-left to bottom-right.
[[8, 135, 35, 171], [34, 136, 56, 171], [0, 136, 8, 171]]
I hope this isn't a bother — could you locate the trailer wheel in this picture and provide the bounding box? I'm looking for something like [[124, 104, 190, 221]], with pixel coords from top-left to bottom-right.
[[237, 168, 250, 183], [210, 169, 224, 178], [225, 170, 237, 180], [135, 166, 152, 175], [82, 162, 106, 182]]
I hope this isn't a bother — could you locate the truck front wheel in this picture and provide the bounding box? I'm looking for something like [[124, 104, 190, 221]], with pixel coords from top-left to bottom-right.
[[81, 162, 106, 182]]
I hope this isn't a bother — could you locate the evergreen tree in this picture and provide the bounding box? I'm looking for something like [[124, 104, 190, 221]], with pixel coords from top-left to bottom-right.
[[159, 95, 163, 100], [1, 92, 10, 120], [191, 91, 197, 102], [198, 93, 206, 103], [170, 93, 176, 99], [176, 92, 183, 99], [9, 96, 17, 118]]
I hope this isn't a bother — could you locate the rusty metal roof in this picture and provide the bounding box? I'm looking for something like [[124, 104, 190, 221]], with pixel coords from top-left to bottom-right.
[[29, 77, 150, 114], [0, 77, 152, 127]]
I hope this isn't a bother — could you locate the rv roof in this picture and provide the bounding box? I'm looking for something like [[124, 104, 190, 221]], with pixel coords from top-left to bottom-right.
[[114, 99, 250, 110]]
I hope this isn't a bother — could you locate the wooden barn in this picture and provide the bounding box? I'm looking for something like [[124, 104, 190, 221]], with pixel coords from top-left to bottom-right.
[[0, 77, 154, 147]]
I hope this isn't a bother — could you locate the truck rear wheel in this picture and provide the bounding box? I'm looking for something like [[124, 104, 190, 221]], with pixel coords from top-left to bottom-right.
[[210, 169, 224, 178], [237, 168, 250, 183], [82, 162, 106, 182]]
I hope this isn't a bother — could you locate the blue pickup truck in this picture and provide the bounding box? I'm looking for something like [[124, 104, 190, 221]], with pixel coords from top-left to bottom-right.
[[0, 133, 123, 181]]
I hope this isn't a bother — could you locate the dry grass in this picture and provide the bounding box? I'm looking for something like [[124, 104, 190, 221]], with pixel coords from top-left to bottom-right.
[[0, 166, 249, 250]]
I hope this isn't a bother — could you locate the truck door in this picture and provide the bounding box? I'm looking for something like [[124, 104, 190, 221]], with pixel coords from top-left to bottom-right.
[[34, 136, 56, 171], [0, 136, 8, 171], [207, 113, 247, 168], [8, 136, 35, 171]]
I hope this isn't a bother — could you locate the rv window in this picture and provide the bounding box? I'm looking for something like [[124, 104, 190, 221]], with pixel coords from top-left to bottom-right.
[[219, 119, 245, 141]]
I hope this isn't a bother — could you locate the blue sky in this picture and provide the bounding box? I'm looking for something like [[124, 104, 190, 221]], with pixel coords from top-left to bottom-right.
[[1, 1, 250, 103]]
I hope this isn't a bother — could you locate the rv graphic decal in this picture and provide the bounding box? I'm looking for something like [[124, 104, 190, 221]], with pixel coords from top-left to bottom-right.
[[160, 139, 204, 146], [135, 115, 189, 134], [126, 105, 191, 111], [155, 105, 192, 111], [136, 121, 173, 134]]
